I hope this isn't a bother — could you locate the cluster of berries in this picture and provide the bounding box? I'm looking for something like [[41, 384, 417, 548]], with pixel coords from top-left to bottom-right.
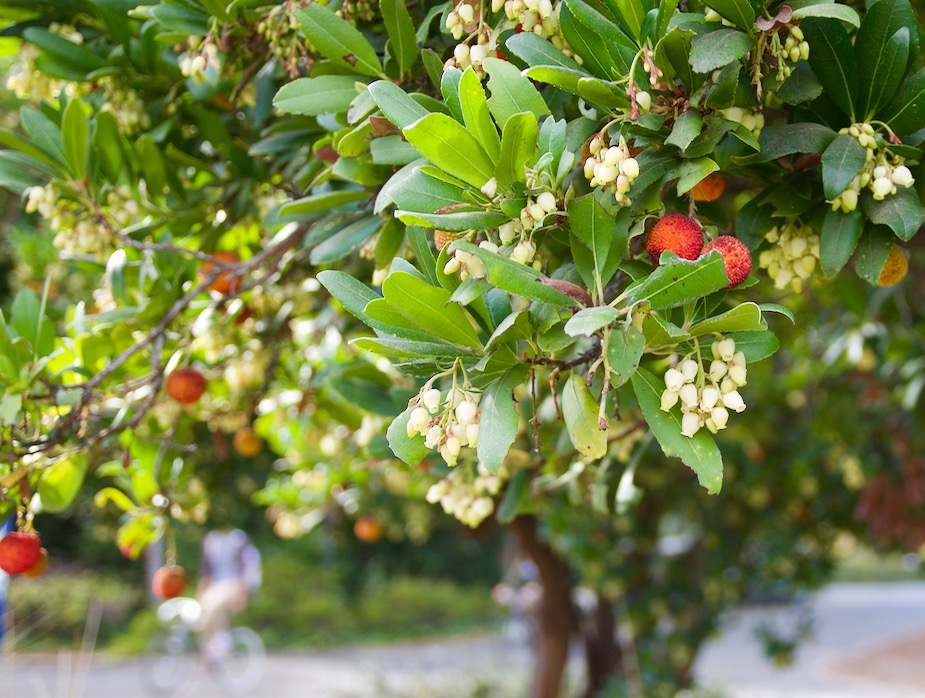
[[179, 37, 222, 83], [406, 385, 481, 466], [829, 124, 914, 212], [660, 338, 747, 438], [583, 135, 640, 206], [498, 0, 578, 63], [426, 464, 506, 528], [758, 218, 820, 292], [645, 214, 753, 288], [766, 24, 810, 81]]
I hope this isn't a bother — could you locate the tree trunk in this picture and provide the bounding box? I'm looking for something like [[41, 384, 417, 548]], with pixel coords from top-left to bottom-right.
[[509, 515, 577, 698], [582, 594, 621, 698]]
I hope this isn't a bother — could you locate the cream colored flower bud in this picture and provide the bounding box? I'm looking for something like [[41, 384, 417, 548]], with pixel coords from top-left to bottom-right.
[[729, 364, 747, 386], [408, 407, 431, 435], [422, 388, 443, 412], [681, 412, 702, 438], [791, 26, 804, 41], [664, 368, 685, 392], [498, 222, 518, 245], [479, 240, 499, 254], [711, 406, 729, 430], [424, 425, 443, 448], [716, 338, 736, 362], [454, 43, 470, 62], [616, 174, 630, 194], [537, 191, 557, 213], [722, 390, 746, 413], [680, 359, 699, 381], [455, 400, 478, 424], [470, 43, 488, 64], [841, 188, 858, 211], [700, 386, 720, 411], [709, 360, 728, 382], [892, 166, 914, 188], [442, 436, 462, 465], [635, 90, 651, 111], [584, 157, 598, 180], [871, 176, 893, 200], [621, 157, 639, 179], [467, 255, 486, 278], [511, 240, 536, 265], [457, 3, 474, 23], [444, 257, 461, 275], [661, 389, 680, 412], [466, 422, 479, 447], [679, 383, 699, 409], [492, 0, 505, 12]]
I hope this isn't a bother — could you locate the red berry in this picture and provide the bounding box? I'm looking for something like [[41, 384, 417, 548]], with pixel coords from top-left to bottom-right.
[[152, 565, 187, 599], [165, 368, 206, 404], [645, 214, 704, 265], [0, 532, 42, 575], [702, 235, 752, 288]]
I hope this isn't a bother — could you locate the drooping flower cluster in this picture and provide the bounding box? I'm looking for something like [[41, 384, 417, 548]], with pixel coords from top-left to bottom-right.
[[426, 463, 507, 528], [338, 0, 379, 24], [721, 106, 765, 138], [406, 384, 481, 466], [660, 338, 747, 438], [766, 24, 810, 81], [179, 37, 222, 83], [498, 0, 579, 64], [758, 218, 820, 292], [97, 76, 151, 135], [829, 124, 914, 212], [5, 23, 81, 102], [583, 134, 639, 206], [445, 3, 497, 75], [257, 2, 311, 77]]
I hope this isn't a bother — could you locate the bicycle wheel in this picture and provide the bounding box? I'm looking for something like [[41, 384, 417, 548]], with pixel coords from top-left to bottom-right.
[[143, 626, 197, 696], [215, 626, 266, 695]]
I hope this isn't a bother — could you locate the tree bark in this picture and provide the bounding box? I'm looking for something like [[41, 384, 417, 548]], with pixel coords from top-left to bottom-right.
[[509, 515, 577, 698], [582, 594, 621, 698]]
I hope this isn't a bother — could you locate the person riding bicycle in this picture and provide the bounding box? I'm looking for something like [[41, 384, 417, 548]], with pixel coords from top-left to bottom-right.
[[196, 527, 260, 660]]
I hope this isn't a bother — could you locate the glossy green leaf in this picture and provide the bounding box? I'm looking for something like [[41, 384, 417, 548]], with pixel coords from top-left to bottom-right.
[[281, 190, 368, 218], [820, 208, 863, 277], [563, 373, 607, 459], [857, 23, 910, 120], [821, 134, 867, 200], [396, 208, 508, 231], [704, 0, 755, 30], [404, 113, 495, 189], [367, 80, 431, 129], [801, 17, 857, 120], [689, 302, 766, 337], [627, 252, 729, 311], [495, 112, 538, 189], [382, 271, 482, 348], [62, 99, 89, 179], [882, 68, 925, 137], [296, 3, 384, 77], [381, 0, 417, 75], [274, 76, 362, 115], [22, 27, 107, 71], [854, 225, 894, 284], [689, 29, 754, 74], [726, 330, 780, 362], [564, 306, 619, 337], [134, 135, 165, 197], [38, 454, 88, 514], [665, 109, 703, 150], [757, 123, 837, 161], [503, 32, 586, 71], [675, 158, 720, 196], [775, 61, 824, 105], [20, 108, 65, 167], [10, 288, 53, 359], [478, 365, 530, 473], [860, 188, 925, 242], [791, 3, 860, 27], [607, 325, 644, 387], [147, 4, 209, 34], [376, 162, 466, 215], [459, 68, 501, 162], [310, 217, 382, 264], [483, 57, 551, 129], [567, 194, 615, 296], [496, 468, 529, 522], [387, 407, 433, 466], [631, 369, 722, 494]]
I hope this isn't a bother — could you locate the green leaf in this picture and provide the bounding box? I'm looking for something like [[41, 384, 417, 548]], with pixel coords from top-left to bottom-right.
[[353, 336, 478, 359], [483, 57, 551, 129], [689, 302, 766, 336], [607, 0, 647, 41], [281, 190, 368, 218], [62, 98, 89, 179], [703, 0, 755, 31], [564, 306, 619, 337], [562, 0, 635, 76], [0, 392, 21, 427], [296, 3, 384, 77], [317, 269, 379, 321], [503, 32, 586, 72], [665, 109, 703, 150], [657, 27, 695, 90], [563, 373, 607, 459], [19, 108, 65, 167], [801, 17, 857, 120], [273, 76, 362, 115], [758, 303, 796, 325], [396, 208, 508, 231], [94, 111, 127, 182], [38, 455, 87, 514], [377, 162, 466, 214], [606, 325, 644, 387], [134, 135, 166, 197], [860, 188, 925, 242], [370, 136, 419, 165], [631, 369, 722, 494], [820, 208, 863, 277], [381, 0, 417, 76], [675, 158, 720, 196], [310, 217, 381, 264], [94, 487, 136, 513], [496, 468, 529, 522], [368, 80, 431, 129], [856, 23, 910, 120], [404, 113, 495, 189], [791, 4, 860, 28], [21, 27, 107, 72], [724, 330, 779, 362], [495, 112, 538, 190], [459, 68, 501, 162], [882, 67, 925, 137], [627, 252, 729, 311], [559, 1, 622, 80], [775, 61, 824, 105], [449, 241, 574, 305], [382, 272, 482, 348], [478, 365, 530, 473], [689, 29, 754, 74], [854, 225, 894, 284], [567, 194, 614, 295], [147, 4, 210, 34], [821, 134, 867, 200], [705, 62, 740, 109], [10, 288, 53, 359], [757, 123, 837, 161], [387, 407, 433, 466]]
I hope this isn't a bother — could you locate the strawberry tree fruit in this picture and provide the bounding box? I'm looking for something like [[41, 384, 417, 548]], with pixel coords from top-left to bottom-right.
[[0, 531, 42, 575], [646, 214, 704, 265], [23, 548, 49, 578], [702, 236, 753, 288], [152, 565, 187, 599], [165, 369, 206, 404]]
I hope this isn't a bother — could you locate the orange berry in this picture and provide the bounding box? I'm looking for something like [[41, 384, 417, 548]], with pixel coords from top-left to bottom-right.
[[165, 368, 206, 404], [877, 246, 908, 287], [152, 565, 187, 599], [434, 230, 462, 252], [691, 173, 726, 202], [701, 235, 752, 288], [646, 214, 704, 265], [353, 517, 383, 544], [23, 548, 49, 577], [233, 427, 262, 457], [200, 251, 240, 296]]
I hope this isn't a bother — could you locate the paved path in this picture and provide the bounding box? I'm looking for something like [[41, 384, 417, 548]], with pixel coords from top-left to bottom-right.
[[2, 583, 925, 698]]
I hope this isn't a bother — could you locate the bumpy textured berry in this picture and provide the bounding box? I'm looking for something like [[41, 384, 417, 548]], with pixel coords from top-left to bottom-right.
[[877, 246, 909, 287], [702, 236, 752, 288], [646, 214, 704, 265], [434, 230, 461, 252], [692, 173, 726, 202], [166, 368, 206, 404]]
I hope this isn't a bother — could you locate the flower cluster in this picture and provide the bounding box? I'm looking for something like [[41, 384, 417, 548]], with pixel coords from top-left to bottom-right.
[[338, 0, 378, 24], [446, 1, 481, 40], [498, 0, 579, 64], [721, 106, 765, 138], [758, 218, 820, 292], [406, 385, 481, 466], [660, 338, 747, 438], [767, 24, 810, 81], [5, 24, 80, 102], [426, 464, 506, 528], [583, 134, 640, 206], [829, 124, 914, 211], [257, 3, 311, 77], [179, 37, 222, 83], [97, 77, 150, 135]]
